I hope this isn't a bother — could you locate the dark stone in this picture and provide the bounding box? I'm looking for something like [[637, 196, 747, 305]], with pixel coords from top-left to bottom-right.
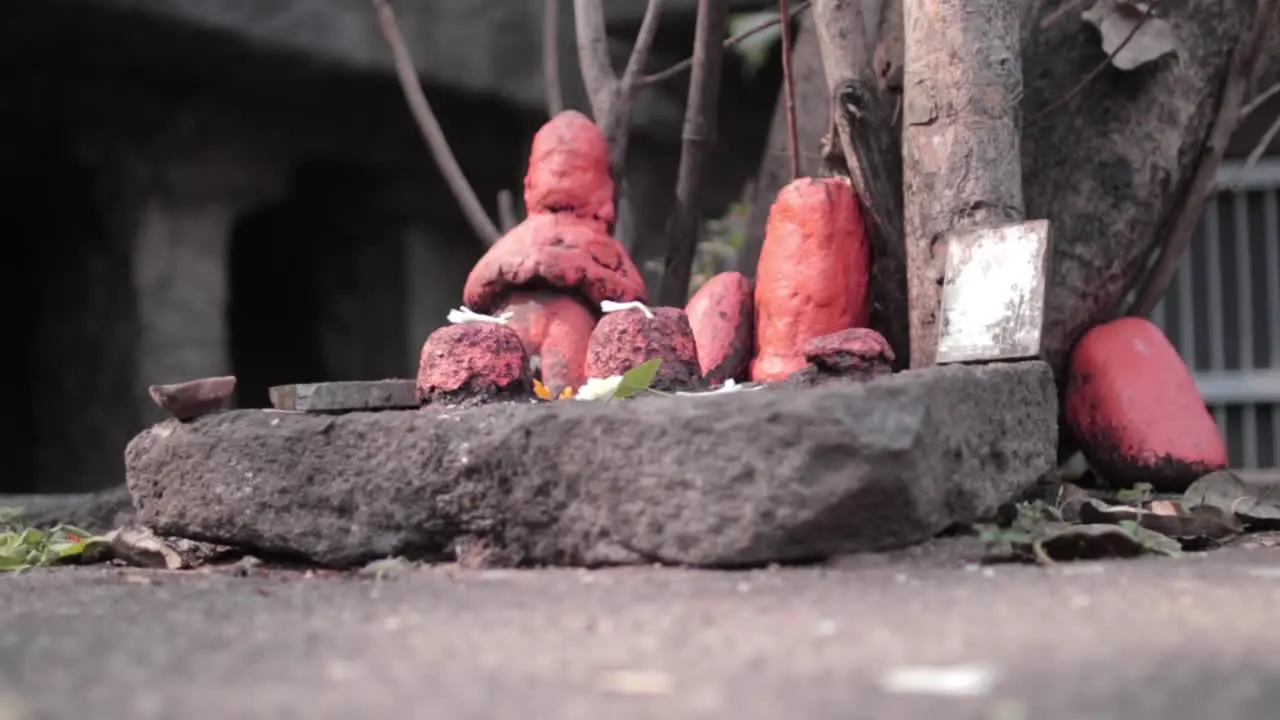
[[125, 361, 1058, 568], [149, 376, 237, 421], [268, 380, 419, 413]]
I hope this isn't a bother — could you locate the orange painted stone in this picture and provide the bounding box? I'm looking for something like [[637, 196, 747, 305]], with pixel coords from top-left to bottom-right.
[[1064, 317, 1228, 491], [463, 213, 647, 314], [417, 322, 531, 405], [751, 177, 871, 382], [523, 109, 615, 224], [585, 307, 702, 392], [685, 271, 754, 384], [502, 290, 597, 393]]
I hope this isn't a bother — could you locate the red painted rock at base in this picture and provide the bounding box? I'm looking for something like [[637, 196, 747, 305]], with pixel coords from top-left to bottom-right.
[[751, 177, 871, 383], [523, 110, 615, 224], [417, 322, 532, 405], [685, 271, 754, 384], [501, 290, 598, 393], [1064, 317, 1228, 491], [804, 328, 894, 379], [463, 213, 648, 314], [585, 307, 703, 392]]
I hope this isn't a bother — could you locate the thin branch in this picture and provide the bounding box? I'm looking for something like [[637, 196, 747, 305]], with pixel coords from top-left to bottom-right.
[[497, 190, 519, 232], [777, 0, 800, 181], [639, 1, 813, 87], [543, 0, 565, 116], [1243, 79, 1280, 119], [371, 0, 500, 245], [1127, 0, 1280, 317], [572, 0, 665, 180], [1238, 112, 1280, 186], [1027, 4, 1155, 126], [658, 0, 731, 306]]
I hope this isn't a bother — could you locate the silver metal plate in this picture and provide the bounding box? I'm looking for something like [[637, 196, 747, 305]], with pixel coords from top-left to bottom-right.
[[936, 219, 1052, 365]]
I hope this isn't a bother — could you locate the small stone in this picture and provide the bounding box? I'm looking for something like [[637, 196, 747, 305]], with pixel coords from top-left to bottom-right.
[[268, 380, 419, 412], [417, 322, 532, 407], [805, 328, 895, 378], [785, 328, 895, 388], [585, 307, 703, 392], [148, 375, 236, 421], [685, 271, 754, 384]]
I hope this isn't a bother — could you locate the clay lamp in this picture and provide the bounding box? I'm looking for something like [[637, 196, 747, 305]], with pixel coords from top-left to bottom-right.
[[685, 271, 754, 384], [416, 310, 533, 407], [787, 327, 895, 388], [751, 177, 872, 382], [584, 301, 703, 393], [462, 111, 646, 394]]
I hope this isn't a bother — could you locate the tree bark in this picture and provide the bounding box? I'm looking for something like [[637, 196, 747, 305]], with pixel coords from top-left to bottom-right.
[[900, 0, 1025, 369], [659, 0, 731, 306], [858, 0, 1256, 378], [811, 0, 910, 369]]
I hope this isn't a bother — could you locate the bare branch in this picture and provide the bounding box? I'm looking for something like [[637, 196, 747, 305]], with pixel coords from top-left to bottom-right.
[[497, 189, 519, 232], [778, 0, 800, 181], [1027, 4, 1155, 126], [1238, 112, 1280, 185], [573, 0, 619, 127], [572, 0, 665, 181], [1243, 79, 1280, 119], [658, 0, 731, 305], [612, 0, 666, 172], [1127, 0, 1280, 317], [639, 1, 813, 87], [371, 0, 500, 245], [543, 0, 566, 116]]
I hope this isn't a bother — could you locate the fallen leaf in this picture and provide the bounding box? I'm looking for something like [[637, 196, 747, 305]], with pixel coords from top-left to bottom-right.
[[1081, 0, 1178, 71], [1033, 522, 1181, 563], [106, 526, 188, 570], [532, 378, 552, 400], [1147, 499, 1181, 516], [1183, 471, 1280, 530], [1077, 496, 1240, 547]]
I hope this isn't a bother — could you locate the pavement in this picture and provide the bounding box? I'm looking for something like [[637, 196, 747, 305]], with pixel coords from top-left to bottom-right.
[[3, 539, 1280, 720]]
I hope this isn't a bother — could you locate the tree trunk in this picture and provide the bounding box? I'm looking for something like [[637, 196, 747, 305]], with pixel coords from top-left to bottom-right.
[[901, 0, 1025, 369], [834, 0, 1257, 378], [811, 0, 910, 369]]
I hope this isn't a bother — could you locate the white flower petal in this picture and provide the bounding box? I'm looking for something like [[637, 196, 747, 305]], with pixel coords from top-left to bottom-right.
[[575, 375, 625, 401]]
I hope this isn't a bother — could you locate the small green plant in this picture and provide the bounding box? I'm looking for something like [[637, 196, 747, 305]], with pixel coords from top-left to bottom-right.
[[0, 523, 104, 572]]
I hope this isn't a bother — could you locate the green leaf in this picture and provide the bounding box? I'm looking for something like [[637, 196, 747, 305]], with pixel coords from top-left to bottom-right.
[[1115, 483, 1155, 504], [613, 359, 663, 399], [727, 11, 783, 79]]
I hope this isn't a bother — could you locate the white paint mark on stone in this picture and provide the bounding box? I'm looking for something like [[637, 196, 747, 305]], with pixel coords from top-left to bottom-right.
[[447, 306, 512, 325], [600, 300, 654, 319], [880, 663, 999, 697]]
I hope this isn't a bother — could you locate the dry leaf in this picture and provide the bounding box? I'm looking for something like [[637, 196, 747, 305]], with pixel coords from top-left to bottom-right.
[[532, 379, 552, 400], [1147, 499, 1182, 516], [1081, 0, 1178, 71]]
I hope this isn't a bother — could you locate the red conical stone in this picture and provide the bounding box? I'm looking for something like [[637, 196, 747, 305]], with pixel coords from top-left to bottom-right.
[[1064, 317, 1228, 491]]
